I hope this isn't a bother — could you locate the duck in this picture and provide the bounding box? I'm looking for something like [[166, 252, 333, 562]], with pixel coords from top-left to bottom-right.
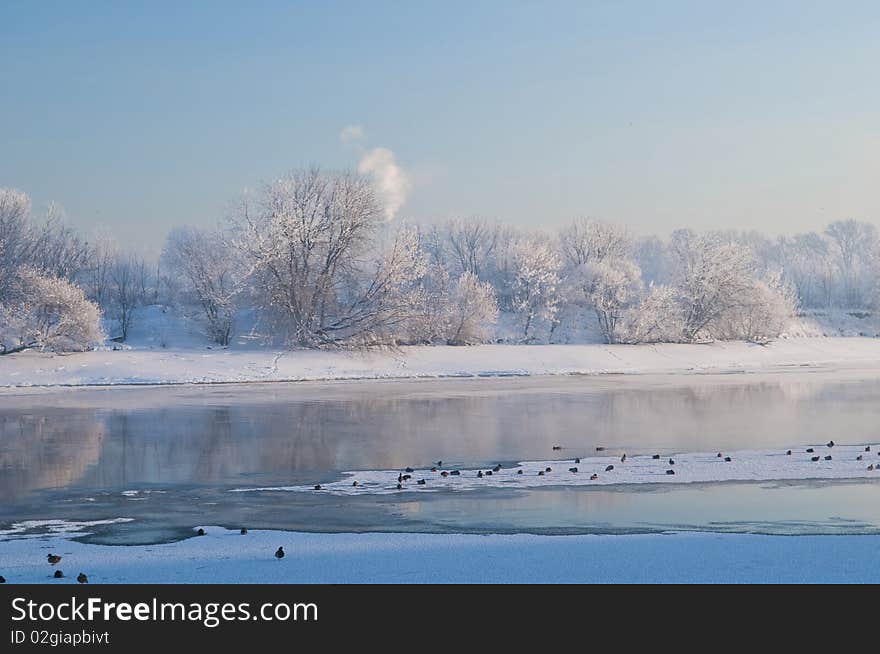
[[517, 469, 523, 474], [275, 547, 285, 559], [590, 474, 598, 480], [652, 454, 661, 460], [786, 450, 792, 455], [717, 452, 723, 458], [402, 475, 412, 481], [477, 471, 483, 478], [552, 446, 562, 451], [47, 554, 62, 565], [437, 461, 443, 467], [0, 576, 5, 583], [417, 479, 426, 485], [569, 467, 578, 473], [575, 458, 581, 464], [869, 464, 875, 471], [450, 470, 461, 476], [53, 570, 64, 579], [811, 456, 820, 462], [240, 528, 248, 534], [827, 440, 835, 448], [545, 467, 552, 473], [865, 446, 871, 452], [538, 471, 545, 476], [430, 467, 438, 472], [605, 465, 614, 472], [398, 474, 404, 483], [824, 455, 832, 461], [724, 456, 732, 462], [440, 471, 449, 478], [196, 528, 206, 535], [596, 447, 605, 452], [77, 573, 88, 584], [668, 458, 675, 465], [806, 448, 815, 453], [405, 467, 414, 473], [352, 481, 359, 487], [493, 464, 502, 472], [620, 454, 627, 463], [396, 483, 403, 489], [313, 485, 322, 491], [485, 470, 493, 476], [857, 455, 863, 461], [666, 469, 675, 475]]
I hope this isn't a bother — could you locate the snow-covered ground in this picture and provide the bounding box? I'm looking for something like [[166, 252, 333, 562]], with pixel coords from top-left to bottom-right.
[[2, 337, 880, 389], [233, 444, 880, 496], [2, 526, 878, 583], [3, 303, 877, 389]]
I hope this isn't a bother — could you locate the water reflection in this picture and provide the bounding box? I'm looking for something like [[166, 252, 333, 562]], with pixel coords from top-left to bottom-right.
[[0, 410, 105, 500]]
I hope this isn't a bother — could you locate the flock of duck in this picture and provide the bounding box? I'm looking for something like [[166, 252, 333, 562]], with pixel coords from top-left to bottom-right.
[[304, 440, 880, 494]]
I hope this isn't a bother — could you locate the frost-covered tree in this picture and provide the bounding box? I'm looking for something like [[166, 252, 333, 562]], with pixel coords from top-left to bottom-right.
[[79, 234, 117, 308], [511, 237, 561, 341], [31, 203, 92, 281], [444, 217, 499, 278], [1, 189, 102, 354], [444, 272, 499, 345], [559, 219, 631, 267], [0, 189, 91, 288], [578, 258, 643, 343], [824, 220, 877, 308], [776, 233, 835, 309], [668, 229, 755, 341], [0, 268, 103, 354], [0, 188, 32, 293], [620, 284, 682, 344], [108, 256, 144, 341], [556, 219, 635, 342], [716, 270, 798, 343], [233, 170, 427, 347], [162, 226, 242, 345]]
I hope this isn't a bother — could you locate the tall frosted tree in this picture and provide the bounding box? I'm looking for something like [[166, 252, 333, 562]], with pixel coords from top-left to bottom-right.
[[511, 236, 561, 341], [233, 170, 426, 347], [162, 226, 242, 345]]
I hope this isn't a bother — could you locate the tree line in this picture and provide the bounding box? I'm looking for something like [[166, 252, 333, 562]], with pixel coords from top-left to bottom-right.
[[1, 171, 878, 354]]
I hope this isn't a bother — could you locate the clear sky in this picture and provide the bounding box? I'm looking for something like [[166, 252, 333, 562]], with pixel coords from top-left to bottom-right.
[[2, 0, 878, 252]]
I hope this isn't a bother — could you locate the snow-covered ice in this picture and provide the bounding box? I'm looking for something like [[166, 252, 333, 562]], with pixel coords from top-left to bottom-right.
[[232, 443, 880, 496], [0, 518, 134, 539], [1, 527, 878, 583]]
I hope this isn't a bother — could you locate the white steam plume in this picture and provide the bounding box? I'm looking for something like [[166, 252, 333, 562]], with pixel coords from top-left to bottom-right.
[[357, 147, 410, 221]]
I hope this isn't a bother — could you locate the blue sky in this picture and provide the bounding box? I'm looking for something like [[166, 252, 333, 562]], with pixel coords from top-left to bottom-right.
[[2, 1, 878, 251]]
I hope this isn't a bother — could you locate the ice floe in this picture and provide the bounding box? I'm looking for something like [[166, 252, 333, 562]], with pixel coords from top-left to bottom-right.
[[232, 443, 880, 496]]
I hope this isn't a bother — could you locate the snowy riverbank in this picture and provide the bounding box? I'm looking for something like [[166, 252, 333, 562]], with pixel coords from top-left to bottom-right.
[[2, 527, 879, 583], [1, 337, 880, 389]]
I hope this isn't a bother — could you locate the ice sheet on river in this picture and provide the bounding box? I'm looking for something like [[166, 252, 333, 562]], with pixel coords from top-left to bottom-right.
[[232, 443, 880, 495]]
